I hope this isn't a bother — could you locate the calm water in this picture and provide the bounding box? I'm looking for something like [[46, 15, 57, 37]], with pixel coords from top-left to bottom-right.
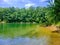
[[0, 23, 50, 45]]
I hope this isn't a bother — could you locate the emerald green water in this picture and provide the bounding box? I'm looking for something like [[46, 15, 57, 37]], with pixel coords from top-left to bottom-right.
[[0, 23, 37, 37]]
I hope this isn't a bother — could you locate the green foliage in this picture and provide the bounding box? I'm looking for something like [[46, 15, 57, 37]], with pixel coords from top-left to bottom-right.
[[54, 0, 60, 23]]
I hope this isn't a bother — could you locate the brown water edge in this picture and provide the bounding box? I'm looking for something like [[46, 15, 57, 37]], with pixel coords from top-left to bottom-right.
[[44, 25, 60, 45], [49, 33, 60, 45], [35, 26, 60, 45]]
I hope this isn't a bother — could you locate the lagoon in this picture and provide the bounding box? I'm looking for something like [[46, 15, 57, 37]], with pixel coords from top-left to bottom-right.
[[0, 23, 59, 45]]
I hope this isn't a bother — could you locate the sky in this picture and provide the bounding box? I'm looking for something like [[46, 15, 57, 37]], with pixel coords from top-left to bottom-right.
[[0, 0, 52, 8]]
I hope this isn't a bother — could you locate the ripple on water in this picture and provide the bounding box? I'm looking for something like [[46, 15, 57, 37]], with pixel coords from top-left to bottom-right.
[[0, 36, 49, 45]]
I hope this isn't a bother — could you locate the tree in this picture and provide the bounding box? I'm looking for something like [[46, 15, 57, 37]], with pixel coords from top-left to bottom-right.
[[54, 0, 60, 23]]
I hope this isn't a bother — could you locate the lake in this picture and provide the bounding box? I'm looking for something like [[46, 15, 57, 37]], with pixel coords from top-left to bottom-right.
[[0, 23, 38, 37], [0, 23, 59, 45]]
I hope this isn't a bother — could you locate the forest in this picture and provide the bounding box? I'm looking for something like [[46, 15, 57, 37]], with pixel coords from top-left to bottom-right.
[[0, 0, 60, 26]]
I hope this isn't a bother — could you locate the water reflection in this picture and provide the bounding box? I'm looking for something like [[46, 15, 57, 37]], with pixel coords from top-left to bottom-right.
[[0, 36, 49, 45]]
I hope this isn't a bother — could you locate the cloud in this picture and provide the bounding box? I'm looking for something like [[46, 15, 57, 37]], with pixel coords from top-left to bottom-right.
[[3, 0, 20, 7], [25, 3, 35, 8], [4, 0, 17, 4], [4, 0, 9, 2]]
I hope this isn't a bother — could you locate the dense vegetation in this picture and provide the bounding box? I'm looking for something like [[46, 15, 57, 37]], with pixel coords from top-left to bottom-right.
[[0, 7, 52, 25], [0, 0, 60, 26], [54, 0, 60, 24]]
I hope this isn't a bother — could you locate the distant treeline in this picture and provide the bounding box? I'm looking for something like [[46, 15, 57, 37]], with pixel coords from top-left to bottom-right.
[[0, 0, 60, 26], [0, 7, 52, 24]]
